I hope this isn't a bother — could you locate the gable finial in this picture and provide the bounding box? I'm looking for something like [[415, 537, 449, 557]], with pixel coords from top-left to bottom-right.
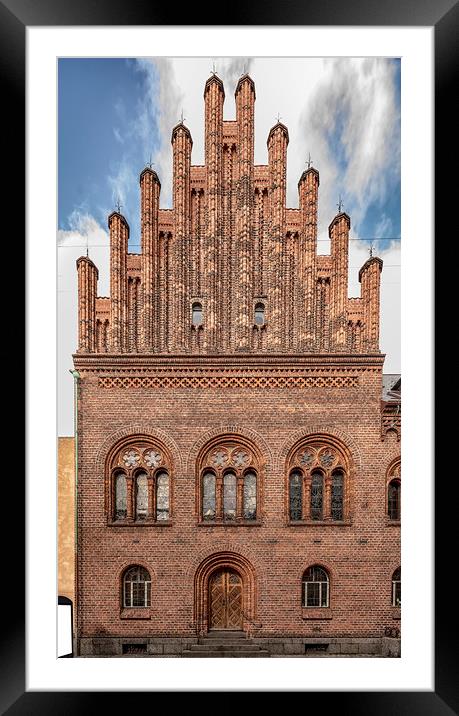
[[147, 153, 154, 169], [337, 195, 344, 213], [306, 152, 313, 169], [115, 197, 122, 214]]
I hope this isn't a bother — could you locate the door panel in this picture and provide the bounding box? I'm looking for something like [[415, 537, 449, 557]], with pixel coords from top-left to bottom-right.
[[209, 569, 242, 630]]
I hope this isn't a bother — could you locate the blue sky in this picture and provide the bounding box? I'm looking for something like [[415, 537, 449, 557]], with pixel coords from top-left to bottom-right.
[[58, 57, 401, 435]]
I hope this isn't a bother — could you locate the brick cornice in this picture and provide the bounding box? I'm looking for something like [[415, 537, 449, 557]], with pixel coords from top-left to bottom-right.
[[359, 256, 384, 282], [73, 352, 385, 371]]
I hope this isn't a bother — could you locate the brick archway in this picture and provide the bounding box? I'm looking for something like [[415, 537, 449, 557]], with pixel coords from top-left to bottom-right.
[[194, 552, 257, 635]]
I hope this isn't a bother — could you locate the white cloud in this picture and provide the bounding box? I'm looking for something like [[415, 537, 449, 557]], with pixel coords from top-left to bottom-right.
[[113, 127, 124, 144]]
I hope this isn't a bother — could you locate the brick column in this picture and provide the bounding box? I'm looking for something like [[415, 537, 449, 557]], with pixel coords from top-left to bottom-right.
[[235, 74, 255, 350], [267, 122, 289, 350], [108, 211, 129, 352], [329, 212, 350, 350], [359, 256, 383, 351], [204, 75, 224, 350], [140, 167, 160, 352], [171, 123, 192, 351], [298, 168, 319, 350], [76, 256, 98, 353]]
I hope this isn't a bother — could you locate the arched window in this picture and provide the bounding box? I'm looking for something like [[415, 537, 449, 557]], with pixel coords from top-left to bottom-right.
[[388, 480, 400, 520], [289, 470, 303, 521], [202, 472, 216, 521], [243, 472, 257, 520], [192, 302, 203, 326], [310, 471, 324, 520], [392, 568, 401, 606], [331, 470, 344, 521], [302, 566, 329, 607], [387, 460, 401, 521], [135, 472, 148, 520], [115, 472, 127, 520], [223, 472, 237, 520], [254, 302, 265, 326], [109, 441, 171, 524], [287, 441, 348, 523], [123, 566, 151, 608], [199, 441, 259, 522], [156, 472, 169, 521]]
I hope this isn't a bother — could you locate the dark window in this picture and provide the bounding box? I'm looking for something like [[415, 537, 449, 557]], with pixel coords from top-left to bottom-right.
[[156, 472, 169, 521], [123, 566, 151, 608], [192, 302, 203, 326], [388, 479, 400, 520], [310, 471, 324, 520], [135, 471, 148, 520], [254, 302, 265, 325], [392, 568, 401, 606], [202, 472, 216, 521], [303, 566, 329, 607], [289, 470, 303, 521], [331, 470, 343, 521], [243, 472, 257, 520], [115, 473, 127, 520]]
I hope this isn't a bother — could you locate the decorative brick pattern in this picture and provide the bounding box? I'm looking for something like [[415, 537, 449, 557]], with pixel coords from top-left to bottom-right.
[[98, 374, 359, 389]]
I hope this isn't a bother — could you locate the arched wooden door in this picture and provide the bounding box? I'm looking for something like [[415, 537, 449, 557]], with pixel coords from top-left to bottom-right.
[[209, 569, 243, 630]]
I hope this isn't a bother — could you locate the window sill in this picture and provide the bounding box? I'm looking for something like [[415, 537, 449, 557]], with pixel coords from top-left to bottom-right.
[[107, 519, 173, 527], [288, 520, 351, 527], [302, 608, 332, 620], [198, 520, 262, 527], [120, 609, 152, 620], [385, 519, 401, 527], [391, 607, 401, 620]]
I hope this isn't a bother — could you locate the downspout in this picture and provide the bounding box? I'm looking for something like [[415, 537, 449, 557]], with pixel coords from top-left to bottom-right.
[[69, 369, 80, 654]]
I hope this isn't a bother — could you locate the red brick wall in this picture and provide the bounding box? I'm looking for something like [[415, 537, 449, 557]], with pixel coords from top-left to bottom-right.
[[75, 355, 400, 639]]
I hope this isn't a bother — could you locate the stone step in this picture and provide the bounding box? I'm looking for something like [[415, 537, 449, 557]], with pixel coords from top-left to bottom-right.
[[205, 631, 247, 639], [182, 650, 270, 658], [191, 643, 262, 651], [198, 638, 255, 646]]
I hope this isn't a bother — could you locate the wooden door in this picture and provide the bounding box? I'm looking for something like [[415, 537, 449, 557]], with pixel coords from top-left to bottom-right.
[[209, 569, 243, 630]]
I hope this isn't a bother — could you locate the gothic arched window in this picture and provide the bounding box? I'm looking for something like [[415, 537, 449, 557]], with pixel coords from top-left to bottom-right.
[[123, 566, 151, 608], [287, 441, 349, 523], [302, 566, 329, 607], [109, 441, 172, 524], [199, 441, 260, 523]]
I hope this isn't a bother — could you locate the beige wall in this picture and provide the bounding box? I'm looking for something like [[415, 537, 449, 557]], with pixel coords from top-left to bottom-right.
[[58, 437, 75, 608]]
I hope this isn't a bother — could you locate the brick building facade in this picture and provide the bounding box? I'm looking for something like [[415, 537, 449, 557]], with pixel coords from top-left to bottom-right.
[[73, 73, 401, 657]]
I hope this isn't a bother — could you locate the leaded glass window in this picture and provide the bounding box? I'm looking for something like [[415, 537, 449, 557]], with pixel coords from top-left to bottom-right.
[[388, 479, 400, 520], [223, 472, 237, 520], [135, 472, 148, 520], [156, 472, 169, 521], [392, 568, 401, 606], [243, 472, 257, 520], [331, 470, 343, 521], [123, 566, 151, 608], [202, 472, 216, 521], [302, 566, 329, 607], [310, 471, 324, 520], [289, 470, 303, 521], [115, 473, 127, 520]]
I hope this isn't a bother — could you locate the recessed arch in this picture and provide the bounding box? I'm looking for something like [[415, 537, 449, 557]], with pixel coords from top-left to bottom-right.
[[193, 551, 257, 634]]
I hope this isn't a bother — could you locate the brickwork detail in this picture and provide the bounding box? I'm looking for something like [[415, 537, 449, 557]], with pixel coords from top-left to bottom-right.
[[76, 74, 383, 357], [98, 374, 359, 389]]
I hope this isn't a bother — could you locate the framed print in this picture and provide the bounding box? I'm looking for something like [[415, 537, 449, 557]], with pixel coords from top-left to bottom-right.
[[3, 0, 454, 711]]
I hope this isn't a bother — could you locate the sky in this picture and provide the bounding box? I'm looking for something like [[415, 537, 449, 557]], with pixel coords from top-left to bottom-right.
[[58, 57, 401, 436]]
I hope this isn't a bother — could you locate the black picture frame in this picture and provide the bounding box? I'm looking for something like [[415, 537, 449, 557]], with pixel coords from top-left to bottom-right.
[[4, 0, 453, 711]]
